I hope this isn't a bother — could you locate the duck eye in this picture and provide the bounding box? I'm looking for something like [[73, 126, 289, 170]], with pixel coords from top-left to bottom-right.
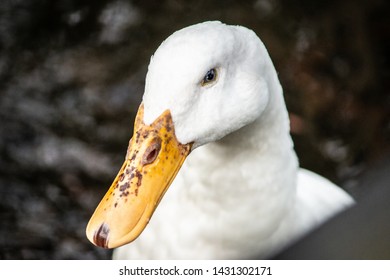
[[202, 68, 217, 86]]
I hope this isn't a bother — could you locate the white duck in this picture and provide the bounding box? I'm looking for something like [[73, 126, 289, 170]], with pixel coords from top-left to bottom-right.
[[86, 21, 354, 259]]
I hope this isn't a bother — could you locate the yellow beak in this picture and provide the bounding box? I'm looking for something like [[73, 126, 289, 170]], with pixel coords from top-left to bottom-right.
[[86, 103, 192, 248]]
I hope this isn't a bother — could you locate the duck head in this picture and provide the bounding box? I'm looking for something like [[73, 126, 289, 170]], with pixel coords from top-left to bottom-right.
[[86, 21, 273, 248]]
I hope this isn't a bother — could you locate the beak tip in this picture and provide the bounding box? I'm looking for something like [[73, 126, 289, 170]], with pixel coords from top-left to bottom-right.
[[90, 222, 111, 249]]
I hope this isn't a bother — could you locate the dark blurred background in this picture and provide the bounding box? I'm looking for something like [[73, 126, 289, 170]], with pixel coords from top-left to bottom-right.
[[0, 0, 389, 259]]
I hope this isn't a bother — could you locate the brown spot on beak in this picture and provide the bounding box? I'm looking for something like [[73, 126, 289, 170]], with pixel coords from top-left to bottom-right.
[[135, 170, 143, 187], [119, 182, 130, 192], [93, 223, 110, 248]]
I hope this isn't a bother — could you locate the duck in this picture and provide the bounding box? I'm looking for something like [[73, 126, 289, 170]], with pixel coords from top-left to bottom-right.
[[86, 21, 354, 259]]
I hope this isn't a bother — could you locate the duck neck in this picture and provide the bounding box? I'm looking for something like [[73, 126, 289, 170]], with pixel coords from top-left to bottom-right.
[[182, 70, 298, 212], [162, 66, 300, 258], [213, 76, 297, 190]]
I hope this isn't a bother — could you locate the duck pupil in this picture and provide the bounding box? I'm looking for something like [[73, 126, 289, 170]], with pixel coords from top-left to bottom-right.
[[205, 69, 215, 82]]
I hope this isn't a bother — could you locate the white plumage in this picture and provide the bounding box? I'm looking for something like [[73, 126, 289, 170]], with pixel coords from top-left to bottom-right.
[[111, 21, 354, 259]]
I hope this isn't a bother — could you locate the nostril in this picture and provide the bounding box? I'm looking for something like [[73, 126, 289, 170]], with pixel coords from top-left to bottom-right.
[[145, 148, 158, 163], [142, 137, 162, 165]]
